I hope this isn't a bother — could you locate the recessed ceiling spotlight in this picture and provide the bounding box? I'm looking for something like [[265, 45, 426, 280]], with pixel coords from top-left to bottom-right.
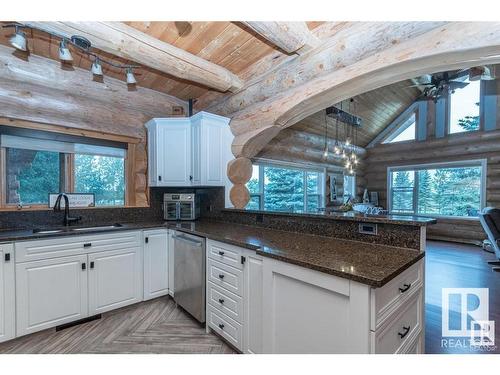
[[9, 26, 27, 51]]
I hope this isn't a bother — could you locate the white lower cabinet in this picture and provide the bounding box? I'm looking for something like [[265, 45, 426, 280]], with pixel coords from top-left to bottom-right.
[[13, 230, 145, 338], [0, 244, 15, 343], [16, 254, 88, 337], [206, 239, 424, 354], [88, 247, 143, 315], [143, 229, 169, 301]]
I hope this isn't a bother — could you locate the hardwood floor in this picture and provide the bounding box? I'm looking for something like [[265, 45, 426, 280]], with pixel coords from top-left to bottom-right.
[[425, 240, 500, 354], [0, 296, 235, 354]]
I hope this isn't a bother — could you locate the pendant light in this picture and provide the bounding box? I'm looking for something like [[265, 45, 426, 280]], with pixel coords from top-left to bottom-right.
[[58, 39, 73, 62], [91, 57, 103, 76], [9, 25, 27, 51], [322, 109, 329, 160]]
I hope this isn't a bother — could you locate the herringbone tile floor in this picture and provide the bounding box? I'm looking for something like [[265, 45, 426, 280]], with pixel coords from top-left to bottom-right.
[[0, 296, 236, 354]]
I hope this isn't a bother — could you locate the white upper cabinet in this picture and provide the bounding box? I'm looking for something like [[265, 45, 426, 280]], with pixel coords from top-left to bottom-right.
[[146, 112, 233, 187]]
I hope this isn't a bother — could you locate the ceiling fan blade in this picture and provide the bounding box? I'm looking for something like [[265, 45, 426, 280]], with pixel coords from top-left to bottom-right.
[[449, 81, 469, 90]]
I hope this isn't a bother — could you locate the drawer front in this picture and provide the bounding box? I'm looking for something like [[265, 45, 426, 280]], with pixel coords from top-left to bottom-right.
[[15, 231, 141, 263], [207, 281, 243, 323], [371, 290, 423, 354], [207, 240, 243, 270], [373, 260, 423, 329], [207, 258, 243, 296], [207, 305, 242, 351]]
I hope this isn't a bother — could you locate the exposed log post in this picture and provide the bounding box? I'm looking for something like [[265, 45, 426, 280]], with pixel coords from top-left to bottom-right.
[[230, 182, 250, 209], [229, 22, 500, 159], [25, 21, 244, 92], [227, 157, 253, 184], [241, 22, 320, 54]]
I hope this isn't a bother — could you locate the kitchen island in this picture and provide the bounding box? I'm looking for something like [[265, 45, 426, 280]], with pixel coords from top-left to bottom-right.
[[0, 209, 435, 353]]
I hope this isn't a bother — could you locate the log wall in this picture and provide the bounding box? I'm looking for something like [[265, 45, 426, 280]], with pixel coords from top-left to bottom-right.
[[0, 45, 188, 207], [364, 82, 500, 245]]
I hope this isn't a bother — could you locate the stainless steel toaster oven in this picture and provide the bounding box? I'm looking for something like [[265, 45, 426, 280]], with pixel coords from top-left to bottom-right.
[[163, 193, 200, 220]]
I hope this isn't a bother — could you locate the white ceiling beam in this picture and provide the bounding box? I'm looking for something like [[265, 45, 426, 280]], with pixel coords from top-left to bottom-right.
[[25, 21, 244, 92]]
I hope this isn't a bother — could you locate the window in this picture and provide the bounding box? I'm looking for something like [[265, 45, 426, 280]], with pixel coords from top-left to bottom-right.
[[1, 133, 126, 207], [388, 161, 485, 217], [343, 174, 356, 202], [245, 162, 325, 212], [383, 113, 416, 144], [449, 79, 481, 134]]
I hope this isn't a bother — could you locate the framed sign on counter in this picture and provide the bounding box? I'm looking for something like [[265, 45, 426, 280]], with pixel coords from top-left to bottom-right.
[[48, 193, 95, 208]]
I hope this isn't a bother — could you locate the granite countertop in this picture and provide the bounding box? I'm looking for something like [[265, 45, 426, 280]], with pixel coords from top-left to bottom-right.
[[167, 220, 424, 288], [0, 219, 424, 288], [223, 208, 437, 226]]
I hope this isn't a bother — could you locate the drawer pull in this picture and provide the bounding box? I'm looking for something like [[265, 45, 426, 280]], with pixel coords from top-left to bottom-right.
[[399, 283, 411, 293], [218, 323, 224, 330], [218, 274, 225, 279], [4, 253, 11, 262], [218, 298, 225, 304], [398, 326, 411, 339], [84, 243, 92, 248], [218, 251, 225, 256]]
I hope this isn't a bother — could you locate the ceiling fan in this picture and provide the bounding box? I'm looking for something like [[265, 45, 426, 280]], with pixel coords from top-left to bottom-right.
[[411, 70, 470, 103]]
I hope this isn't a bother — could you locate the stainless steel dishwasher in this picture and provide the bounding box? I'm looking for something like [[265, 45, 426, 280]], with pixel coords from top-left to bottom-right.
[[173, 231, 206, 323]]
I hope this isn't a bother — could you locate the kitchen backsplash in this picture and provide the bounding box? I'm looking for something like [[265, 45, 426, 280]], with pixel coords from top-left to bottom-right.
[[0, 187, 226, 229]]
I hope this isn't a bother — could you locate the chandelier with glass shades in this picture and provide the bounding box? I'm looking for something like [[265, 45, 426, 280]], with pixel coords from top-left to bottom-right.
[[3, 22, 139, 85], [322, 99, 361, 175]]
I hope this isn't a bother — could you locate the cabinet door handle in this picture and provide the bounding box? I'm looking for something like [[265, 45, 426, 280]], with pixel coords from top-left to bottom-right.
[[218, 274, 225, 279], [189, 175, 193, 181], [218, 324, 224, 330], [399, 283, 411, 293], [218, 251, 225, 256], [81, 263, 86, 271], [398, 326, 411, 339], [145, 237, 149, 244], [4, 253, 11, 262], [84, 243, 92, 248], [158, 175, 162, 181], [90, 261, 95, 269], [218, 298, 225, 304]]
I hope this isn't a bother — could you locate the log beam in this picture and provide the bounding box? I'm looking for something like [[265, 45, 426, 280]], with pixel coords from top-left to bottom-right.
[[241, 22, 320, 54], [229, 22, 500, 159], [25, 21, 244, 92]]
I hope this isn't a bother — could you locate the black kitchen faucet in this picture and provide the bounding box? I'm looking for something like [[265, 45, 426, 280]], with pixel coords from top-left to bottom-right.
[[53, 193, 82, 226]]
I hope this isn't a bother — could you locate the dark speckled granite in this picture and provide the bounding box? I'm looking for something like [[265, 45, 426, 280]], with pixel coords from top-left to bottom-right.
[[167, 220, 424, 287], [218, 209, 430, 250]]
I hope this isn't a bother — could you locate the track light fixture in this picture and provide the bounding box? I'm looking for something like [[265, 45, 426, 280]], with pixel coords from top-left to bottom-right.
[[91, 57, 103, 76], [9, 25, 27, 51], [58, 39, 73, 62], [2, 23, 140, 88], [126, 68, 137, 84]]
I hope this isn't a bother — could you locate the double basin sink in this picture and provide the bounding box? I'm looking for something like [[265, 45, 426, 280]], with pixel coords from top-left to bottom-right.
[[32, 223, 124, 235]]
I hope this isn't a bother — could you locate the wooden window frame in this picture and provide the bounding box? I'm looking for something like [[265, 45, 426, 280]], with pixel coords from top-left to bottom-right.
[[0, 118, 141, 211]]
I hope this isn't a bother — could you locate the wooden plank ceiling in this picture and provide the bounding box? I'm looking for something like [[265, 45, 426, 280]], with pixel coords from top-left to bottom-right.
[[287, 80, 422, 147], [0, 21, 321, 101]]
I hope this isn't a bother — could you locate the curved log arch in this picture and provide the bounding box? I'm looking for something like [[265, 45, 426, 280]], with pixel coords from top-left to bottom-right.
[[230, 22, 500, 160]]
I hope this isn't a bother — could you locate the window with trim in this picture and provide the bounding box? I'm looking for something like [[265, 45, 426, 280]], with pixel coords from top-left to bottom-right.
[[1, 131, 126, 208], [449, 78, 481, 134], [383, 113, 416, 144], [246, 163, 325, 212], [388, 160, 485, 217]]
